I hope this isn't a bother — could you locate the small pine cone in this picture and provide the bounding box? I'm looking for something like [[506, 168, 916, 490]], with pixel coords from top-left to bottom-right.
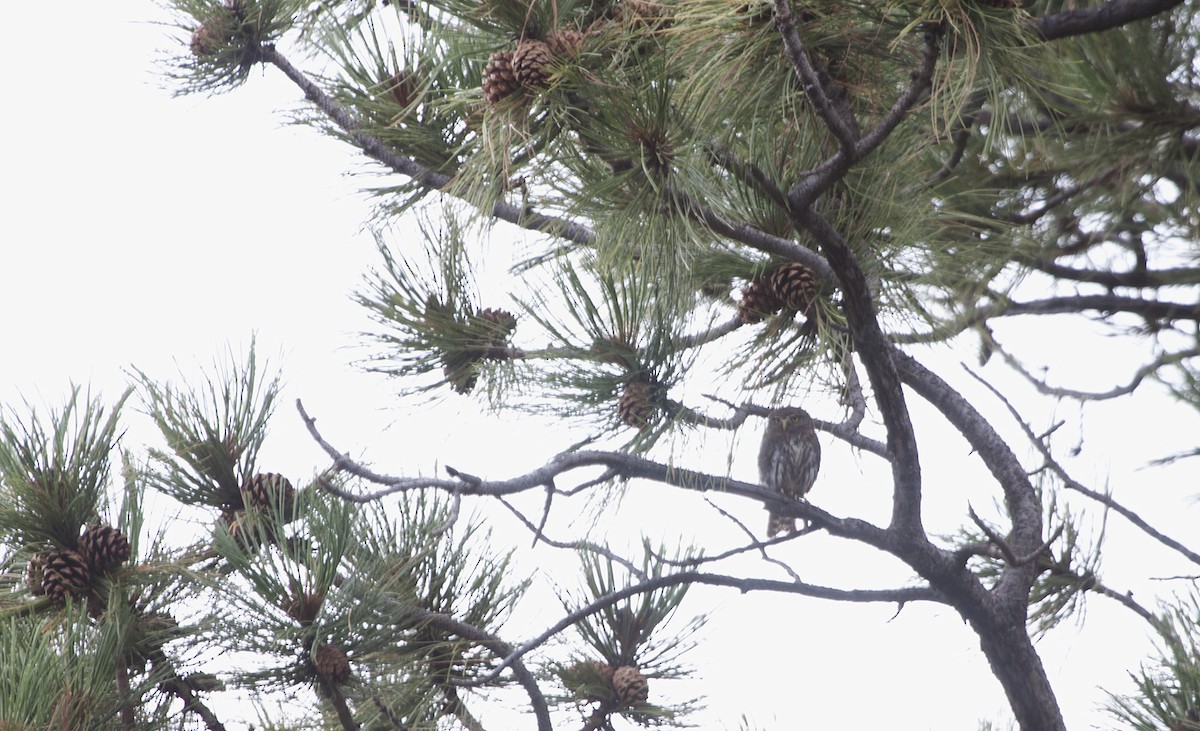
[[483, 50, 520, 104], [313, 643, 351, 685], [285, 591, 325, 626], [387, 70, 418, 108], [477, 307, 518, 357], [42, 549, 91, 603], [769, 263, 818, 315], [546, 28, 584, 58], [190, 22, 223, 58], [512, 40, 555, 90], [618, 380, 656, 430], [242, 472, 296, 518], [443, 351, 480, 394], [24, 553, 47, 596], [591, 660, 616, 687], [77, 523, 132, 575], [737, 276, 784, 324], [478, 307, 518, 340], [612, 665, 649, 706]]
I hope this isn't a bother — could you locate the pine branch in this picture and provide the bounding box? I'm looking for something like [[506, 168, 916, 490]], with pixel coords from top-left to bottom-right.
[[772, 0, 858, 152], [1034, 0, 1186, 41], [257, 44, 596, 248], [411, 609, 553, 731]]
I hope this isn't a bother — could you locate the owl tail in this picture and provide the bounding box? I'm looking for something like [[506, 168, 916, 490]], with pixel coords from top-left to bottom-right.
[[767, 513, 796, 538]]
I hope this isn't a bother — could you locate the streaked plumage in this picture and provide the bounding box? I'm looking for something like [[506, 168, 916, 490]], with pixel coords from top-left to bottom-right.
[[758, 407, 821, 538]]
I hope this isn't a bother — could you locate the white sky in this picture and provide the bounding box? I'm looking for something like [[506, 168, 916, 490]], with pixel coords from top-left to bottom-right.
[[3, 2, 1199, 730]]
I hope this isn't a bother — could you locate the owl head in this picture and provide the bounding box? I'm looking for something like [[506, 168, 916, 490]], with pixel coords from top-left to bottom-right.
[[767, 407, 814, 432]]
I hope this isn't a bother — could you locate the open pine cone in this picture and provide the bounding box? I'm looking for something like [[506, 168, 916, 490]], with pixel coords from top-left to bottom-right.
[[483, 50, 520, 104], [77, 523, 132, 575], [42, 548, 91, 603]]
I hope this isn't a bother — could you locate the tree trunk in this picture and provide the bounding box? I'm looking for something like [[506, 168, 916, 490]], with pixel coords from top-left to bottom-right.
[[971, 613, 1067, 731]]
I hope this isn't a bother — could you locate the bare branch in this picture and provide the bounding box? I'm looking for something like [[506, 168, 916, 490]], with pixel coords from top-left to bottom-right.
[[996, 342, 1200, 401], [298, 399, 892, 548], [1033, 0, 1186, 41], [963, 367, 1200, 569], [452, 569, 946, 688]]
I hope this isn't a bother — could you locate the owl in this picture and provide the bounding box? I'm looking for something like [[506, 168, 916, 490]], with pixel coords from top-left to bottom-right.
[[758, 407, 821, 538]]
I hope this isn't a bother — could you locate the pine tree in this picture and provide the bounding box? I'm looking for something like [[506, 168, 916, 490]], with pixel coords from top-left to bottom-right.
[[2, 0, 1199, 729]]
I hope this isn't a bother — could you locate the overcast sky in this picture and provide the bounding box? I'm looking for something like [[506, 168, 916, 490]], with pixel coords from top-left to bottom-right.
[[4, 3, 1199, 730]]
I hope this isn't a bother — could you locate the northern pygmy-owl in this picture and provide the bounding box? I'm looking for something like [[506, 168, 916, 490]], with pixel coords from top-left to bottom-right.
[[758, 407, 821, 538]]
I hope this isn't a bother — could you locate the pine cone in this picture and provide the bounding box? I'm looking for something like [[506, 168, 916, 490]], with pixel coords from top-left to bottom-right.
[[190, 23, 223, 58], [42, 549, 91, 603], [612, 665, 649, 706], [591, 660, 616, 687], [24, 553, 47, 595], [737, 275, 784, 324], [546, 28, 584, 58], [483, 50, 520, 104], [313, 643, 351, 685], [477, 307, 518, 357], [285, 591, 325, 626], [618, 380, 657, 430], [443, 352, 480, 394], [512, 40, 555, 90], [242, 472, 296, 519], [769, 262, 818, 315], [387, 70, 418, 108], [616, 0, 669, 26], [77, 523, 132, 575]]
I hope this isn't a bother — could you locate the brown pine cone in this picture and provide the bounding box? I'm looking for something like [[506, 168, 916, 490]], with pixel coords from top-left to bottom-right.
[[618, 380, 657, 430], [42, 549, 91, 603], [242, 472, 296, 519], [77, 523, 132, 575], [512, 40, 555, 90], [769, 262, 818, 315], [612, 665, 649, 706], [737, 275, 784, 324], [190, 23, 223, 58], [483, 50, 520, 104], [546, 28, 584, 58], [313, 643, 351, 685], [387, 70, 418, 108], [24, 553, 47, 595]]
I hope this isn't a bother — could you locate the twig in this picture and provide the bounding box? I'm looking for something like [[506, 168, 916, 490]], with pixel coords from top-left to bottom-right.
[[495, 497, 648, 580], [996, 341, 1200, 402], [704, 498, 805, 583], [968, 506, 1019, 566]]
